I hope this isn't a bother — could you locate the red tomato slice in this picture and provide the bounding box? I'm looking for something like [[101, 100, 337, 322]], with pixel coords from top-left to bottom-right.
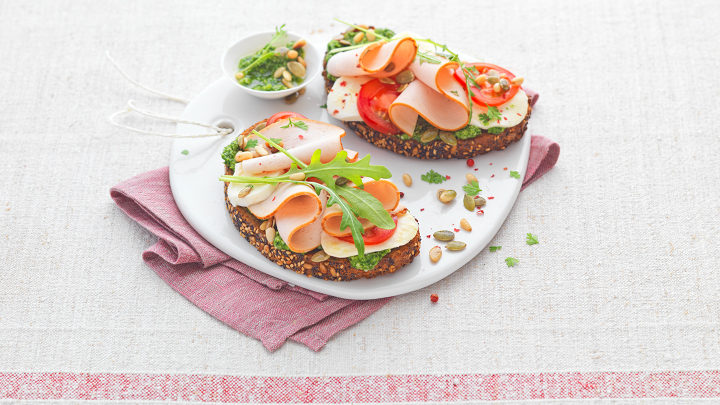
[[266, 112, 307, 126], [338, 215, 398, 246], [453, 63, 520, 107], [357, 79, 401, 135]]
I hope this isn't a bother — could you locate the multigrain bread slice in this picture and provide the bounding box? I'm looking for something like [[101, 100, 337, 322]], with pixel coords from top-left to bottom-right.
[[323, 38, 532, 159], [222, 120, 421, 281]]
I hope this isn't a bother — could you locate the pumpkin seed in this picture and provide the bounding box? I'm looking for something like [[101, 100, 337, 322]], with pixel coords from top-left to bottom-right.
[[311, 250, 330, 263], [379, 77, 395, 84], [487, 69, 499, 77], [439, 190, 457, 203], [282, 70, 292, 81], [446, 241, 467, 251], [402, 173, 412, 187], [276, 46, 288, 55], [511, 76, 524, 86], [395, 70, 415, 84], [287, 61, 306, 78], [335, 176, 349, 186], [439, 131, 457, 146], [286, 49, 298, 60], [289, 172, 306, 181], [265, 227, 276, 243], [284, 92, 299, 104], [463, 194, 475, 211], [339, 39, 351, 46], [420, 128, 438, 143], [474, 196, 487, 207], [366, 29, 376, 41], [397, 83, 409, 92], [437, 189, 445, 199], [332, 34, 344, 41], [292, 39, 306, 49], [254, 122, 266, 131], [237, 185, 253, 198], [343, 26, 355, 34], [487, 75, 499, 84], [281, 78, 293, 88], [429, 246, 442, 262], [297, 55, 306, 68], [353, 32, 364, 43], [433, 230, 455, 241], [460, 218, 472, 232], [384, 62, 395, 72], [499, 78, 510, 91], [466, 173, 478, 183]]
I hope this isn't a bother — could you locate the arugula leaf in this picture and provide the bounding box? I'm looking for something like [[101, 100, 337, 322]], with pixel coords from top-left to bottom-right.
[[489, 246, 502, 252], [450, 90, 459, 96], [488, 127, 504, 134], [181, 150, 189, 155], [526, 233, 539, 245], [336, 185, 395, 229], [462, 180, 482, 196], [312, 181, 368, 258], [320, 104, 327, 108], [245, 139, 258, 149], [416, 50, 441, 65], [285, 149, 392, 191], [510, 171, 521, 179], [468, 65, 480, 75], [477, 104, 502, 125], [420, 170, 446, 184], [505, 257, 519, 267], [281, 117, 308, 130]]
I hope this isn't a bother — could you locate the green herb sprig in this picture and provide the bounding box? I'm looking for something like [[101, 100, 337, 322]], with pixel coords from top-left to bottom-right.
[[510, 171, 521, 179], [239, 24, 287, 74], [526, 233, 539, 245], [280, 117, 308, 130], [505, 257, 519, 267], [420, 170, 447, 184], [462, 180, 482, 196], [478, 104, 502, 125]]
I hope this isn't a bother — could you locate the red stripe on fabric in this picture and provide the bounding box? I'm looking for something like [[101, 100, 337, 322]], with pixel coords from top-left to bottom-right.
[[2, 371, 720, 402]]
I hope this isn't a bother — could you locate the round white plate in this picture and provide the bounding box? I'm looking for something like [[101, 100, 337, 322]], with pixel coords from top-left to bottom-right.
[[169, 77, 530, 300]]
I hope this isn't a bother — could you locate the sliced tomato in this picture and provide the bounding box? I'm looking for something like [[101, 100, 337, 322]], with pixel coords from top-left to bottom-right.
[[266, 111, 307, 126], [357, 79, 401, 135], [453, 63, 520, 107], [338, 215, 398, 246]]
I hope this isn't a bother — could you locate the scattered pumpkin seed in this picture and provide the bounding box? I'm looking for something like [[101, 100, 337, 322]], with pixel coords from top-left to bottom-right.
[[237, 185, 253, 198], [395, 70, 415, 84], [339, 39, 351, 46], [474, 196, 487, 207], [446, 241, 467, 251], [433, 230, 455, 241], [499, 78, 510, 91], [292, 39, 306, 49], [439, 190, 457, 203], [487, 69, 499, 77], [311, 250, 330, 263], [335, 176, 349, 186], [284, 92, 299, 104], [420, 128, 438, 143], [275, 47, 288, 55], [429, 246, 442, 262], [402, 173, 412, 187], [487, 75, 499, 85], [332, 35, 344, 41], [397, 83, 409, 92], [379, 77, 396, 84], [460, 219, 472, 232], [439, 131, 457, 146], [254, 122, 266, 131], [437, 189, 445, 199], [384, 62, 395, 72], [463, 194, 475, 211], [466, 173, 478, 183], [287, 61, 306, 77]]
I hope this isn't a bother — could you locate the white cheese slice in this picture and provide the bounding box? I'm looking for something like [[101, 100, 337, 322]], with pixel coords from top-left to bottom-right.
[[321, 212, 418, 258], [227, 163, 284, 207], [470, 89, 529, 129], [326, 76, 372, 121]]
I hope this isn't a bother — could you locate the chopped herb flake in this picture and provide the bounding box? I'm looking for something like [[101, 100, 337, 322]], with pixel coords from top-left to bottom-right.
[[505, 257, 519, 267], [526, 233, 539, 245], [489, 246, 502, 252], [181, 150, 189, 155], [510, 171, 521, 179]]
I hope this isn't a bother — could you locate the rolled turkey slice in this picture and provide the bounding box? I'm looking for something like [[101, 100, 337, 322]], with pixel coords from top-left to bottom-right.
[[248, 183, 328, 253], [388, 80, 469, 135], [326, 38, 418, 78], [321, 178, 400, 237], [409, 58, 469, 111], [242, 134, 345, 175]]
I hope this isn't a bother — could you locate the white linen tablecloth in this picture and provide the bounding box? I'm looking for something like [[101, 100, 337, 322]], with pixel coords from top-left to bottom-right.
[[1, 0, 719, 403]]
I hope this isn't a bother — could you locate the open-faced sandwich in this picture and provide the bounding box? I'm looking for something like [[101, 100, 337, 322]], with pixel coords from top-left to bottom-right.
[[323, 20, 532, 159], [219, 112, 421, 281]]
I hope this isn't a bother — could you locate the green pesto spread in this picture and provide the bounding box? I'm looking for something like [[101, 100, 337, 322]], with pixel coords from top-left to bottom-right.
[[274, 233, 290, 251], [349, 249, 391, 272], [409, 116, 493, 143], [237, 41, 305, 91], [325, 27, 396, 63], [221, 138, 240, 170]]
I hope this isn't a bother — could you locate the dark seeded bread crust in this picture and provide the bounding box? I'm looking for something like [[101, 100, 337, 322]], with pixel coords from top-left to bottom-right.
[[323, 35, 532, 159], [223, 120, 421, 281]]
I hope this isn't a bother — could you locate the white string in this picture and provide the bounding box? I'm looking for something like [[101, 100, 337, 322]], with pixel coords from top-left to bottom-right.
[[109, 100, 233, 138], [106, 51, 232, 138]]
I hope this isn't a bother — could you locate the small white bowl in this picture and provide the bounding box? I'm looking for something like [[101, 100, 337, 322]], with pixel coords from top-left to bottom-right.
[[221, 30, 322, 100]]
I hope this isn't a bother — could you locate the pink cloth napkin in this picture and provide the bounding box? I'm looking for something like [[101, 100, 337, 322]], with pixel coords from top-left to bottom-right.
[[110, 92, 557, 352]]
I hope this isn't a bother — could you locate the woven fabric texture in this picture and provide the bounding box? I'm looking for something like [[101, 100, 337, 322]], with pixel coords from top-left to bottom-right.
[[1, 0, 720, 398]]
